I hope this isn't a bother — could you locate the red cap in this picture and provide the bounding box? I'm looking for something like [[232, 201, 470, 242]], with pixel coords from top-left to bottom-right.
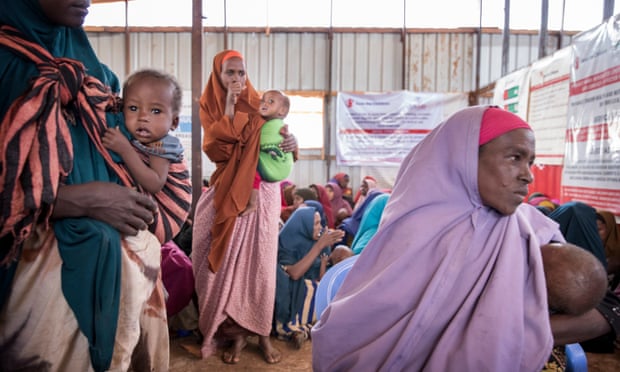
[[479, 107, 532, 146]]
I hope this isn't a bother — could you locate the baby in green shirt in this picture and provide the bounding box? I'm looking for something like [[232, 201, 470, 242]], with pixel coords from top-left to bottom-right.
[[244, 90, 295, 216], [257, 90, 294, 182]]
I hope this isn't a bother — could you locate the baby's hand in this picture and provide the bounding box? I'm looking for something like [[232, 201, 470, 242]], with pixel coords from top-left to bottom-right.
[[102, 127, 131, 155], [320, 252, 330, 266]]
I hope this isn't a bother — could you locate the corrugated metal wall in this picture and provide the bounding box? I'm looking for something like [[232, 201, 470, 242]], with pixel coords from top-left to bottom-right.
[[87, 28, 573, 191]]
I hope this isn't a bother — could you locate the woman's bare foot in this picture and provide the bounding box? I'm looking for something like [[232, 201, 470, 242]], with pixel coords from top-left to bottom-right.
[[221, 336, 247, 364], [258, 335, 282, 364]]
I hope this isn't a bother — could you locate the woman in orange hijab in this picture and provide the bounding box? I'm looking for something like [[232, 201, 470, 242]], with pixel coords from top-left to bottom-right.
[[191, 50, 297, 364]]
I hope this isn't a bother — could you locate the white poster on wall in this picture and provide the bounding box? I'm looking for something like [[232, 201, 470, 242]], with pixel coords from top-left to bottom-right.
[[335, 91, 468, 166], [528, 47, 573, 165], [561, 15, 620, 215], [492, 66, 531, 120]]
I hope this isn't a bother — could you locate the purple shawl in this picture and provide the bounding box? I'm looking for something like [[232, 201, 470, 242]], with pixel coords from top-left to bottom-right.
[[311, 106, 564, 371]]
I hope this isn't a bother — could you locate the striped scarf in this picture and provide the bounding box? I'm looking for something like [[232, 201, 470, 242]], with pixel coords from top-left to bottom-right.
[[0, 26, 191, 265]]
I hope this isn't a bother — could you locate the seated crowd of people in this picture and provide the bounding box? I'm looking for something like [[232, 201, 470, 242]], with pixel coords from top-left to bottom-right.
[[161, 170, 620, 369], [160, 173, 393, 347]]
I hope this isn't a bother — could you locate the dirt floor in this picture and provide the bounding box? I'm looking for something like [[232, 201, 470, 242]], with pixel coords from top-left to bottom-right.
[[586, 348, 620, 372], [170, 334, 312, 371], [169, 333, 620, 371]]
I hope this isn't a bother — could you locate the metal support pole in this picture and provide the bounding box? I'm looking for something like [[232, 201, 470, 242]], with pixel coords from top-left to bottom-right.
[[539, 0, 549, 59], [325, 0, 334, 181], [124, 0, 130, 75], [501, 0, 510, 76], [191, 0, 203, 210], [603, 0, 615, 21], [473, 0, 483, 106]]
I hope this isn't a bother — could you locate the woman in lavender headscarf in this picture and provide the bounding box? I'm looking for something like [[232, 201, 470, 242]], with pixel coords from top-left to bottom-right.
[[312, 106, 564, 371]]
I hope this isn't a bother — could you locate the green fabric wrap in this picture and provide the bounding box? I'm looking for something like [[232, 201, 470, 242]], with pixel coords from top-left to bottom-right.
[[258, 118, 294, 182]]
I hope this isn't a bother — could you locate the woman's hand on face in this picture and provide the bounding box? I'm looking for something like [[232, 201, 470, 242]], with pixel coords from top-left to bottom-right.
[[54, 182, 157, 236], [227, 81, 244, 104], [279, 124, 298, 153]]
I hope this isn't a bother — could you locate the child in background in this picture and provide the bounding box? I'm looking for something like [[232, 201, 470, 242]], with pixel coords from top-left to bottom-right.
[[103, 69, 185, 195], [245, 90, 294, 214]]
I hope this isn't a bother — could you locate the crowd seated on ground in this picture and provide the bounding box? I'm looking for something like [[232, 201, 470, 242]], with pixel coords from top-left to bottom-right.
[[167, 176, 376, 355], [164, 174, 620, 368]]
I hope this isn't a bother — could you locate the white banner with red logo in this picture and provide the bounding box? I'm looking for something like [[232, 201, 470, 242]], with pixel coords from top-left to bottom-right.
[[528, 47, 573, 166], [335, 91, 468, 166], [561, 15, 620, 215]]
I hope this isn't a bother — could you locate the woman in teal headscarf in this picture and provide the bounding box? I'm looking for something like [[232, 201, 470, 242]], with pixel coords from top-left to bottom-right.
[[350, 193, 389, 255], [0, 1, 189, 370]]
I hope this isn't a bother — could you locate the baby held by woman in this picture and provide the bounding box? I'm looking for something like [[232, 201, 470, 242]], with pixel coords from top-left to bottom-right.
[[542, 242, 607, 316]]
